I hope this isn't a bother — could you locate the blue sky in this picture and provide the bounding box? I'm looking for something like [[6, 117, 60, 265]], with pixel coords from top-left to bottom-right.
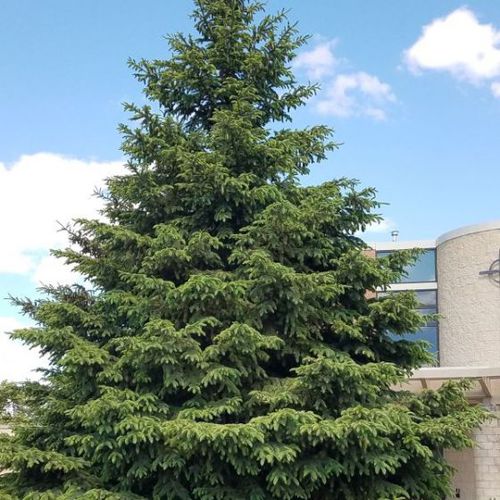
[[1, 0, 500, 379]]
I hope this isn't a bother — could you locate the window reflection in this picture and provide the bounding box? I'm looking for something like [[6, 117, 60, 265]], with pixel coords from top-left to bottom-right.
[[378, 289, 438, 356], [414, 290, 437, 307], [394, 327, 438, 355], [413, 326, 438, 354], [377, 249, 436, 283]]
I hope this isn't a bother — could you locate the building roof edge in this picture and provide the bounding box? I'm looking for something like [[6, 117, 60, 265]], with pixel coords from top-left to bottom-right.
[[437, 220, 500, 246], [367, 240, 436, 251]]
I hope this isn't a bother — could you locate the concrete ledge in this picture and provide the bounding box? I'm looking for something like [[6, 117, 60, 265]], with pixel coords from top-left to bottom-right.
[[403, 366, 500, 403], [412, 366, 500, 380], [0, 425, 12, 435]]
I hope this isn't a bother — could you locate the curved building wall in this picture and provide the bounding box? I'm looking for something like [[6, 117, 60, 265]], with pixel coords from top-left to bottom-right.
[[437, 223, 500, 367]]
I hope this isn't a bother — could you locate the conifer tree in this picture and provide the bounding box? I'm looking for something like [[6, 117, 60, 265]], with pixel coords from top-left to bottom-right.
[[0, 381, 42, 426], [0, 1, 487, 498]]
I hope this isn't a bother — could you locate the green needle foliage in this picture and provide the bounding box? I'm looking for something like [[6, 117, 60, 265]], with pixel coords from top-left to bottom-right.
[[0, 1, 488, 498], [0, 381, 44, 426]]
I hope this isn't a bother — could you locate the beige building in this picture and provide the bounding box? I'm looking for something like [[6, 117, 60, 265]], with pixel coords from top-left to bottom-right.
[[371, 221, 500, 500]]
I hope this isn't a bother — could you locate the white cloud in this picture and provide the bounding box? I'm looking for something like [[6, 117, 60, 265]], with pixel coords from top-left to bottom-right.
[[0, 317, 49, 382], [0, 153, 125, 277], [405, 7, 500, 97], [294, 39, 338, 79], [491, 81, 500, 98], [316, 72, 396, 120], [355, 218, 397, 241], [33, 255, 80, 286], [295, 40, 395, 121], [364, 218, 396, 234]]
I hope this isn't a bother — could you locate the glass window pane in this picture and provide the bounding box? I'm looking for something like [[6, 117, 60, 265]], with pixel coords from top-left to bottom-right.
[[413, 326, 438, 354], [415, 290, 437, 308], [390, 327, 438, 355], [377, 249, 436, 283], [419, 308, 438, 326], [402, 250, 436, 283], [377, 290, 436, 309]]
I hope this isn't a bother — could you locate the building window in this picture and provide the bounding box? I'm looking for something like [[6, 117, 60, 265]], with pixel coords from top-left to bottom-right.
[[379, 289, 439, 357], [376, 249, 436, 283], [412, 326, 438, 354]]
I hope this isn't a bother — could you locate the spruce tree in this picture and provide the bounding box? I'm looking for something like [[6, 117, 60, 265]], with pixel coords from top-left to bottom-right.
[[0, 1, 487, 498], [0, 381, 40, 425]]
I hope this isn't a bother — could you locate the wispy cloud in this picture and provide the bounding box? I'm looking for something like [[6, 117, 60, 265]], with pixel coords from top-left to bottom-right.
[[295, 40, 395, 120], [491, 81, 500, 98], [404, 7, 500, 98], [316, 72, 396, 120], [293, 39, 338, 79], [0, 153, 125, 283], [354, 218, 397, 240], [364, 218, 396, 234]]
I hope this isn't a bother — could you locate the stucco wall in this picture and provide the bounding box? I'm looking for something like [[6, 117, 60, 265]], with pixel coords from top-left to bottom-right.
[[446, 411, 500, 500], [437, 227, 500, 367], [446, 447, 476, 500]]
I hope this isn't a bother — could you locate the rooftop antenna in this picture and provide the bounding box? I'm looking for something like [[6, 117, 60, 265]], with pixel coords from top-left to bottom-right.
[[391, 230, 399, 243]]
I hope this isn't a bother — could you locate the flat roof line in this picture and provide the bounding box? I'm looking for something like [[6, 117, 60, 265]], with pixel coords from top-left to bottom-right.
[[368, 240, 436, 251]]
